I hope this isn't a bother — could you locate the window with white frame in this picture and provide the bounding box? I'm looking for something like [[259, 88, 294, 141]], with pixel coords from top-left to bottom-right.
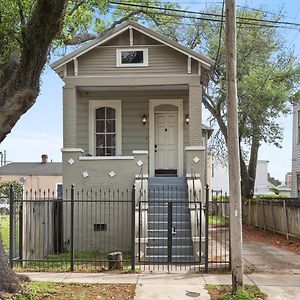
[[95, 107, 116, 156], [116, 48, 148, 67], [89, 100, 122, 156]]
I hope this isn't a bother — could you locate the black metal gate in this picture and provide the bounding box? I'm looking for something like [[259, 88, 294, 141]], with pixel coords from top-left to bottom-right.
[[138, 200, 204, 268]]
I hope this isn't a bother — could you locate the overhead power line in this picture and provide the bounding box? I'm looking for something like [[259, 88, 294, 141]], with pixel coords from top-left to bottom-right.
[[109, 1, 300, 30]]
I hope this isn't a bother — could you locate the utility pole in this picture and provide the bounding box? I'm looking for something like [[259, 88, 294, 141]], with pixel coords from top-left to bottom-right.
[[225, 0, 244, 292]]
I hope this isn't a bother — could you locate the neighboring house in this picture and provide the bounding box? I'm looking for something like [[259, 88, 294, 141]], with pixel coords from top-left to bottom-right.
[[51, 19, 214, 192], [285, 172, 292, 189], [292, 102, 300, 197], [50, 20, 214, 260], [210, 159, 277, 195], [0, 154, 62, 195]]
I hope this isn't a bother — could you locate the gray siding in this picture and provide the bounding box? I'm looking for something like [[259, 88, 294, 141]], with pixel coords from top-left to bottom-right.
[[103, 29, 160, 46], [75, 90, 189, 155], [77, 45, 191, 75], [292, 101, 300, 196]]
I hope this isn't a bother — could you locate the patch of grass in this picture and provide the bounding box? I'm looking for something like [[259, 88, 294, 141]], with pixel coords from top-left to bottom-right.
[[7, 281, 135, 300], [206, 284, 266, 300], [0, 215, 9, 250], [209, 215, 229, 226], [14, 251, 133, 272]]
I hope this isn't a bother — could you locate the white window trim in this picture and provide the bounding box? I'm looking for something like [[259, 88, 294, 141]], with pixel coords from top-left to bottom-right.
[[89, 100, 122, 156], [116, 48, 148, 67]]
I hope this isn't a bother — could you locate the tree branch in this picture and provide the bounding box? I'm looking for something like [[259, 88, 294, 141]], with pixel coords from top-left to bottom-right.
[[0, 0, 67, 143], [64, 33, 97, 45]]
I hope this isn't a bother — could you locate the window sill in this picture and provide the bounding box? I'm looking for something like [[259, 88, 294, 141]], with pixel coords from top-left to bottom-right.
[[79, 156, 134, 161]]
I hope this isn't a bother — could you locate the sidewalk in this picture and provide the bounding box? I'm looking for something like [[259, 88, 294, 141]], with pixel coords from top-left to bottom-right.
[[24, 271, 300, 299]]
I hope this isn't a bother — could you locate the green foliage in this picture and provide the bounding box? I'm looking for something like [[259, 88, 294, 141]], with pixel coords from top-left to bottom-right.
[[0, 181, 23, 200], [254, 194, 288, 199], [0, 0, 182, 65], [0, 215, 9, 250], [206, 284, 266, 300], [208, 215, 229, 225]]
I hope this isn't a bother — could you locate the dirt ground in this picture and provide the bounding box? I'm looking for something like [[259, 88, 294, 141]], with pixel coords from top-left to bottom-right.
[[243, 225, 300, 255], [5, 282, 135, 300]]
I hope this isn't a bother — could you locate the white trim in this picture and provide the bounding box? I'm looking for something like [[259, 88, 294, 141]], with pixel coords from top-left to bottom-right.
[[149, 99, 184, 177], [133, 26, 211, 68], [116, 48, 148, 67], [188, 56, 192, 74], [135, 174, 149, 179], [79, 156, 133, 161], [61, 148, 84, 153], [52, 23, 213, 71], [73, 58, 78, 76], [63, 65, 67, 77], [198, 61, 201, 75], [132, 150, 148, 155], [89, 100, 122, 156], [129, 27, 133, 46], [53, 26, 130, 70], [185, 146, 205, 151]]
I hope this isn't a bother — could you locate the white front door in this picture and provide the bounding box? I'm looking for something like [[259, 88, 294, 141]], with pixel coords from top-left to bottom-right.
[[154, 112, 178, 170]]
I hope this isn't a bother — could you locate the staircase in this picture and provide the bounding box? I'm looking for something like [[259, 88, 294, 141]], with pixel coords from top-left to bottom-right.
[[146, 177, 194, 263]]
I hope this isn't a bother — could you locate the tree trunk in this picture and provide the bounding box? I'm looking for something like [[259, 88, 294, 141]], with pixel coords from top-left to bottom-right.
[[240, 155, 250, 200], [247, 137, 260, 197], [0, 0, 67, 293], [0, 0, 66, 143], [0, 237, 21, 294], [107, 251, 123, 270]]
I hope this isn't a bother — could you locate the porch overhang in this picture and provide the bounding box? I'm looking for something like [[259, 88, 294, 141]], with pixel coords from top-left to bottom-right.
[[64, 74, 201, 88]]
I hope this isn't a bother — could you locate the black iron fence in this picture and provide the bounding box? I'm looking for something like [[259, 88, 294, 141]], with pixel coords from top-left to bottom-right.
[[1, 184, 231, 272]]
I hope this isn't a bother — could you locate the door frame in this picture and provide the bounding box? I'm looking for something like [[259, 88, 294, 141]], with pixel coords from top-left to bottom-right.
[[149, 99, 183, 177]]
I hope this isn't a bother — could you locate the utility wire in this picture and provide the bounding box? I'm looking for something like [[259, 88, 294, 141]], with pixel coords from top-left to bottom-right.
[[110, 1, 300, 28], [214, 0, 225, 63]]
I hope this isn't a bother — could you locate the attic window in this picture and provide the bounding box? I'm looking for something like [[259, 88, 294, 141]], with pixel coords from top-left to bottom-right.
[[116, 48, 148, 67]]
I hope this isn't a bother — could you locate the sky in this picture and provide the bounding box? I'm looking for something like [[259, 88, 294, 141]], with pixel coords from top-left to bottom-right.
[[1, 0, 299, 182]]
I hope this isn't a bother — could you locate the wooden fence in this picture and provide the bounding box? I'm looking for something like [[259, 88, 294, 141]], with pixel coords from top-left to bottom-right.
[[242, 198, 300, 240]]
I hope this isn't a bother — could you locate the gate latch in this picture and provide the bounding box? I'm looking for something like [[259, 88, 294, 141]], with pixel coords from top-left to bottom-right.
[[172, 227, 176, 235]]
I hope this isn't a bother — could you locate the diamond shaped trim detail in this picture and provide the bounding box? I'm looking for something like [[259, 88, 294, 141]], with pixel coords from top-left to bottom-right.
[[193, 156, 200, 164], [68, 158, 75, 165], [109, 171, 116, 178], [136, 160, 143, 167], [82, 171, 89, 178]]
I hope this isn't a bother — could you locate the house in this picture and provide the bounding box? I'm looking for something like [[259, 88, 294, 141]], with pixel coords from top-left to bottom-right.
[[292, 102, 300, 197], [210, 159, 278, 196], [51, 19, 214, 193], [0, 154, 62, 195], [51, 20, 214, 262]]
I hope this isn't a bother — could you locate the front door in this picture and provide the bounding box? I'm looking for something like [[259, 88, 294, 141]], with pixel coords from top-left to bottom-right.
[[154, 112, 178, 171]]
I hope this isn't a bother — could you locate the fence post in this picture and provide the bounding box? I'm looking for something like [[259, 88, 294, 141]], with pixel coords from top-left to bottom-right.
[[131, 186, 136, 272], [270, 199, 276, 234], [248, 199, 251, 226], [19, 202, 23, 261], [70, 184, 75, 271], [9, 184, 14, 268], [283, 199, 289, 240], [205, 184, 209, 273]]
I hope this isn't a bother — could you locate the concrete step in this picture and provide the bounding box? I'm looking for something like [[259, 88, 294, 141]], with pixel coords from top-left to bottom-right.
[[146, 246, 193, 256], [144, 255, 195, 263], [147, 236, 193, 246], [148, 229, 192, 238], [149, 177, 187, 185], [147, 213, 190, 222]]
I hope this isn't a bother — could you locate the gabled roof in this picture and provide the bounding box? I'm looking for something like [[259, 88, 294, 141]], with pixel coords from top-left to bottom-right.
[[0, 163, 62, 176], [51, 19, 214, 71]]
